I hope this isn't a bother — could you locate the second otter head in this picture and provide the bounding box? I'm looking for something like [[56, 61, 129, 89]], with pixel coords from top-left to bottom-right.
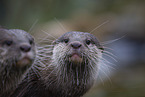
[[0, 29, 36, 68], [52, 31, 104, 69]]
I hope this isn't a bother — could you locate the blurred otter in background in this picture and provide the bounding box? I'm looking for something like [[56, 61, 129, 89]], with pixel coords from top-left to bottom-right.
[[0, 28, 36, 96]]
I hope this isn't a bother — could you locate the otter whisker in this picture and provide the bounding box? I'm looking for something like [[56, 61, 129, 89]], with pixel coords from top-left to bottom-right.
[[31, 66, 40, 77], [103, 53, 118, 62], [83, 52, 98, 78], [101, 35, 126, 45], [90, 20, 109, 33], [103, 50, 117, 58], [37, 48, 53, 52], [28, 19, 38, 33], [82, 53, 85, 78], [103, 46, 115, 51], [37, 54, 51, 58], [35, 59, 47, 68], [98, 74, 105, 85], [17, 81, 37, 97], [76, 67, 79, 86], [37, 37, 54, 43], [37, 36, 50, 43], [98, 67, 113, 85], [45, 65, 56, 79], [100, 61, 116, 70], [37, 52, 52, 56], [54, 17, 67, 33], [99, 57, 116, 66], [37, 46, 54, 49], [47, 78, 57, 87], [41, 30, 57, 40], [99, 64, 111, 75]]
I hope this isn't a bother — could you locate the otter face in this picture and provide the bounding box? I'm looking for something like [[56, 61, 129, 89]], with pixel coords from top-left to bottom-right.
[[52, 31, 103, 68], [0, 29, 36, 68]]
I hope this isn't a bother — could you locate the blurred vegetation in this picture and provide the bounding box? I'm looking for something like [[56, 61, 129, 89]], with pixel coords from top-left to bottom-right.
[[1, 0, 145, 30], [0, 0, 145, 97]]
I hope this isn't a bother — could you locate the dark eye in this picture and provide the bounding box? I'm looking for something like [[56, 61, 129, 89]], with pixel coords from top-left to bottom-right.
[[29, 40, 33, 45], [4, 40, 13, 46], [86, 39, 91, 45], [63, 39, 69, 43]]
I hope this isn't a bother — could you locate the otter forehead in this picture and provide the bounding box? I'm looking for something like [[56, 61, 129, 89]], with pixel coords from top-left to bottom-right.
[[56, 31, 103, 49], [60, 31, 90, 39], [0, 29, 33, 42], [9, 29, 33, 42], [0, 29, 12, 40], [58, 31, 98, 41]]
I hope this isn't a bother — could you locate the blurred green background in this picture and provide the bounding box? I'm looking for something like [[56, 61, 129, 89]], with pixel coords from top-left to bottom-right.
[[1, 0, 145, 97]]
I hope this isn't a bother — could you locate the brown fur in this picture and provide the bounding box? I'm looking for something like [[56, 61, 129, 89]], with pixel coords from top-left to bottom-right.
[[11, 31, 103, 97], [0, 28, 36, 96]]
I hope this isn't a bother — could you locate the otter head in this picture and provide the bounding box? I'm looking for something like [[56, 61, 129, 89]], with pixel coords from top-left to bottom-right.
[[0, 29, 36, 68], [52, 31, 103, 71]]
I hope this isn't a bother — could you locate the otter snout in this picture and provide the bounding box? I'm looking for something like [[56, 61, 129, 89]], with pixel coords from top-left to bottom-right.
[[20, 44, 31, 52], [68, 41, 83, 64], [16, 43, 35, 67], [69, 41, 83, 57], [71, 42, 82, 49]]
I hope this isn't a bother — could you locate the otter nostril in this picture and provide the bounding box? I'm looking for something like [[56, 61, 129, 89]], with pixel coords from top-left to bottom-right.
[[20, 45, 31, 52], [71, 43, 82, 49]]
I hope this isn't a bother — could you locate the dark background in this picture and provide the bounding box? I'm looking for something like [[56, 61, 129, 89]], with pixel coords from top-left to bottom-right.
[[0, 0, 145, 97]]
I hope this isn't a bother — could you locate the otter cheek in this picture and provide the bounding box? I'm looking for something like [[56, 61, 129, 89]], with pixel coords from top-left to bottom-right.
[[69, 54, 82, 64]]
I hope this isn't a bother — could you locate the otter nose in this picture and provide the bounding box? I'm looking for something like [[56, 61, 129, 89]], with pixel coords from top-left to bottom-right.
[[71, 42, 82, 49], [20, 45, 31, 52]]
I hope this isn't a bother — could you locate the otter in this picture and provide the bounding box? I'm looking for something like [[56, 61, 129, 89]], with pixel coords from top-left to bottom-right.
[[0, 28, 36, 96], [11, 31, 103, 97]]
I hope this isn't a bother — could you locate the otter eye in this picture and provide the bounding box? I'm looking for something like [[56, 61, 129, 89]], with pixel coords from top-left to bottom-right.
[[29, 40, 33, 45], [63, 39, 69, 43], [86, 39, 91, 45], [4, 40, 13, 46]]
